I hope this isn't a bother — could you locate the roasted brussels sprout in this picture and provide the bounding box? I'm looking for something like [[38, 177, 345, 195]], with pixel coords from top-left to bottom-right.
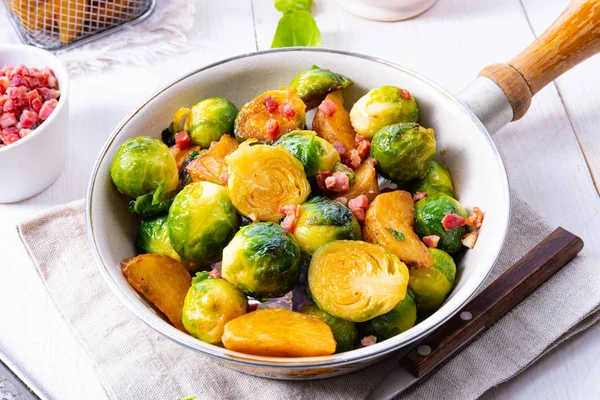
[[291, 196, 361, 254], [136, 216, 180, 261], [371, 123, 436, 183], [350, 85, 419, 138], [186, 135, 238, 186], [405, 160, 455, 198], [221, 222, 301, 298], [226, 142, 311, 222], [275, 131, 340, 177], [409, 248, 456, 313], [110, 136, 179, 198], [308, 240, 409, 322], [182, 271, 248, 344], [363, 191, 433, 269], [222, 308, 336, 357], [358, 289, 417, 341], [177, 97, 238, 148], [289, 66, 353, 109], [313, 90, 356, 152], [167, 182, 239, 266], [299, 302, 358, 353], [414, 194, 469, 254], [234, 90, 306, 143]]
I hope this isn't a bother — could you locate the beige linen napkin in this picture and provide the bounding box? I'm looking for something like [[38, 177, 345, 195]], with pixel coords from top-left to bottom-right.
[[17, 193, 600, 400]]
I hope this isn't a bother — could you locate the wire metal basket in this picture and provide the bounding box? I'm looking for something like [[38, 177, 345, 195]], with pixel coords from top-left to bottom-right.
[[4, 0, 156, 51]]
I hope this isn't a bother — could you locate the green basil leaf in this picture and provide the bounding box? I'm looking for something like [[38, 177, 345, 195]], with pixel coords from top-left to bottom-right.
[[274, 0, 312, 13], [388, 228, 405, 241], [271, 11, 322, 48]]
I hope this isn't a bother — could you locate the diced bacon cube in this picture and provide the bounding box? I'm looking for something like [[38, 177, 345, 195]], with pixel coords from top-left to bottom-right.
[[422, 235, 440, 248], [316, 171, 332, 192], [19, 128, 32, 138], [19, 110, 38, 129], [397, 88, 412, 100], [0, 95, 7, 108], [15, 64, 30, 76], [346, 149, 361, 168], [279, 205, 301, 233], [0, 76, 8, 93], [413, 191, 428, 202], [318, 99, 337, 117], [31, 98, 43, 112], [26, 89, 41, 104], [174, 131, 191, 149], [39, 99, 58, 120], [263, 95, 278, 112], [332, 141, 347, 158], [3, 98, 14, 112], [25, 76, 40, 89], [0, 127, 20, 144], [361, 335, 377, 347], [279, 102, 296, 119], [441, 213, 467, 231], [466, 207, 484, 229], [336, 197, 348, 206], [266, 119, 279, 140], [10, 75, 28, 88], [354, 134, 367, 147], [0, 112, 17, 128], [356, 139, 371, 159], [208, 269, 221, 279], [324, 171, 350, 193], [462, 231, 479, 249], [348, 194, 369, 223]]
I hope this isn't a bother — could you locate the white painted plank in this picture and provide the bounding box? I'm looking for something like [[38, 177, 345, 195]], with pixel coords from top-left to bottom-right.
[[0, 2, 257, 399]]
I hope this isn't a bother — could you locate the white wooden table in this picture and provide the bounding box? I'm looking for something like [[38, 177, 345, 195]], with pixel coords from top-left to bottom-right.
[[1, 1, 599, 399]]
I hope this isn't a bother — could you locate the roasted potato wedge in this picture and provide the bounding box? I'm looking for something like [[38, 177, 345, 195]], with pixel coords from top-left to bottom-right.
[[172, 145, 201, 170], [363, 191, 434, 269], [312, 91, 356, 152], [54, 0, 87, 43], [187, 135, 238, 185], [121, 254, 192, 332], [11, 0, 53, 31], [222, 308, 336, 357], [336, 157, 379, 202]]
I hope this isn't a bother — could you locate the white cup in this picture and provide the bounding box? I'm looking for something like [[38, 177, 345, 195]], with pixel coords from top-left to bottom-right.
[[338, 0, 439, 21]]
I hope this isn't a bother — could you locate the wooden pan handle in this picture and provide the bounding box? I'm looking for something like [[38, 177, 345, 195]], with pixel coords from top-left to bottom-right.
[[479, 0, 600, 120], [400, 227, 584, 378]]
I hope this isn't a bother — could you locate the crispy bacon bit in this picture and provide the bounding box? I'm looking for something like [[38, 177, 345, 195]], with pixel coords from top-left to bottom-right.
[[348, 194, 369, 223], [19, 110, 37, 129], [280, 102, 296, 118], [356, 139, 371, 159], [324, 172, 350, 193], [316, 171, 332, 191], [332, 141, 347, 158], [31, 97, 43, 112], [248, 303, 259, 312], [466, 207, 484, 229], [441, 213, 467, 231], [174, 131, 191, 149], [346, 149, 362, 168], [397, 88, 412, 100], [39, 99, 57, 120], [461, 231, 479, 249], [422, 235, 440, 248], [354, 134, 366, 147], [337, 197, 348, 206], [318, 99, 337, 117], [266, 119, 280, 140], [0, 127, 20, 144], [263, 95, 279, 112], [361, 335, 377, 347], [19, 128, 31, 138], [208, 269, 221, 279], [279, 205, 301, 233], [413, 191, 428, 203]]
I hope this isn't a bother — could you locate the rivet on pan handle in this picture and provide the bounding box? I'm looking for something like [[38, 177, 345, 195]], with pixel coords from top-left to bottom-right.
[[400, 227, 584, 378]]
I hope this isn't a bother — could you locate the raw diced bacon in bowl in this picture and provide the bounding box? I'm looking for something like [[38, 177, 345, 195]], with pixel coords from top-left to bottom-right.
[[0, 64, 60, 148]]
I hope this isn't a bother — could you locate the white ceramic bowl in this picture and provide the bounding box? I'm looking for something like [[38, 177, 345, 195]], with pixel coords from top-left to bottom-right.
[[0, 45, 69, 203], [338, 0, 439, 21], [87, 48, 509, 379]]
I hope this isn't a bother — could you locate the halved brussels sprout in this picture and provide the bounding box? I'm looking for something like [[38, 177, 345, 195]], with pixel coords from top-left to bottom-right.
[[363, 191, 433, 269], [409, 248, 456, 314], [414, 194, 469, 254], [275, 130, 340, 177], [308, 240, 409, 322], [405, 160, 455, 198], [136, 216, 180, 261], [186, 135, 238, 186], [110, 136, 179, 198], [289, 66, 353, 109], [313, 90, 356, 152], [349, 85, 419, 138], [291, 196, 361, 254], [299, 302, 358, 353], [177, 97, 238, 148], [371, 123, 436, 183], [358, 289, 417, 341], [167, 181, 239, 266], [225, 142, 311, 222], [234, 90, 306, 144], [221, 222, 301, 298], [182, 271, 248, 344]]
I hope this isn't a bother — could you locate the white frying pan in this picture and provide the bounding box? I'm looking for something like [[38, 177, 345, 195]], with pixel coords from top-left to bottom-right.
[[86, 0, 600, 379]]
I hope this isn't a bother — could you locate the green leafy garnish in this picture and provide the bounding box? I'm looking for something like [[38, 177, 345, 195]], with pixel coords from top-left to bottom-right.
[[388, 228, 405, 241], [128, 185, 172, 216], [275, 0, 312, 13], [271, 11, 322, 48]]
